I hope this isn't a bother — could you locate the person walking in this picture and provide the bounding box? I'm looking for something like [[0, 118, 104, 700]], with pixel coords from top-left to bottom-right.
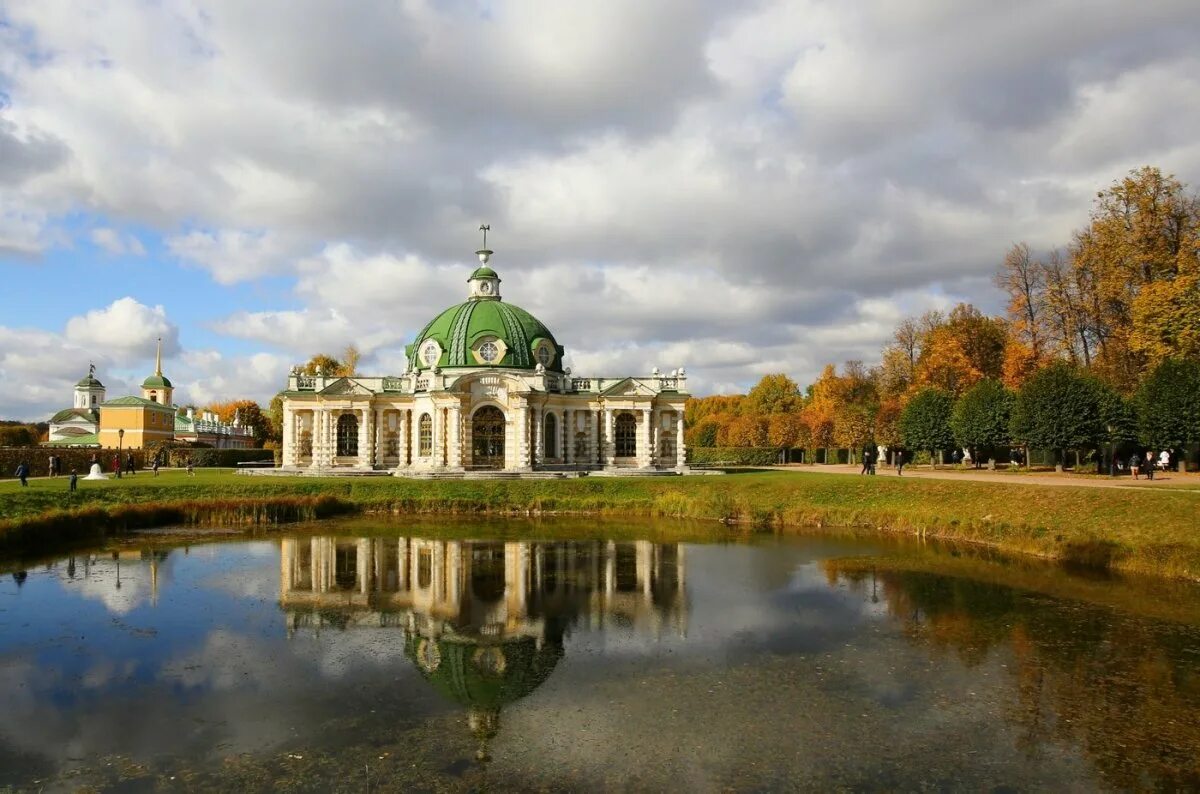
[[186, 456, 195, 477], [895, 448, 906, 476], [15, 461, 29, 486], [152, 457, 160, 477], [112, 454, 121, 479], [860, 446, 871, 475], [126, 452, 136, 476], [1144, 450, 1155, 481], [1129, 452, 1141, 480], [69, 468, 77, 493]]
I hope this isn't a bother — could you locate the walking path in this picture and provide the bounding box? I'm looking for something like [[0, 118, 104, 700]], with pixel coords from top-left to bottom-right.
[[769, 463, 1200, 491]]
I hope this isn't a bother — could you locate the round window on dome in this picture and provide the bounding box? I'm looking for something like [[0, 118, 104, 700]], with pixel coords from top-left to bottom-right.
[[421, 341, 440, 367], [479, 341, 499, 363], [535, 344, 553, 367]]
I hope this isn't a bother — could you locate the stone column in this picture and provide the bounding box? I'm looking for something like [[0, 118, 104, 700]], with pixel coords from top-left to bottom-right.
[[564, 409, 574, 465], [398, 410, 409, 469], [374, 408, 384, 467], [533, 405, 543, 469], [431, 407, 443, 468], [675, 410, 687, 471], [641, 407, 653, 468], [358, 406, 371, 468], [604, 408, 616, 467], [282, 406, 295, 467], [448, 403, 463, 470], [515, 402, 531, 470]]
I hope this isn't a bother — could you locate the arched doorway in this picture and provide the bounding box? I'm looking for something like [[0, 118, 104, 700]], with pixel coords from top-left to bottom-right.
[[615, 413, 637, 458], [472, 406, 505, 469], [337, 413, 359, 457]]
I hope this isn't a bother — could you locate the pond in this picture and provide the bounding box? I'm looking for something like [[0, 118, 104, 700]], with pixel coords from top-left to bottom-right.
[[1, 518, 1199, 791]]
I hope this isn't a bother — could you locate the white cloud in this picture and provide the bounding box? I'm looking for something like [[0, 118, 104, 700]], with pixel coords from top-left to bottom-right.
[[166, 229, 298, 285], [89, 227, 146, 256], [64, 297, 178, 358]]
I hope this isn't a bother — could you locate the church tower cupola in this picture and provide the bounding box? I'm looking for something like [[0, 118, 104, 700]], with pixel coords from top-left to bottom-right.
[[74, 363, 106, 409], [141, 337, 174, 406], [467, 223, 501, 300]]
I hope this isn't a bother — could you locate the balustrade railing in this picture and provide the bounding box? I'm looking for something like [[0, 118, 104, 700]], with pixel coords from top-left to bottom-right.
[[415, 375, 431, 391], [382, 377, 405, 392], [296, 376, 316, 390]]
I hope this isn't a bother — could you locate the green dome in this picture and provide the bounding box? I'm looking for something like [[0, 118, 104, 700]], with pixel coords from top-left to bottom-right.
[[404, 635, 563, 711], [406, 298, 564, 372], [469, 265, 498, 280], [142, 374, 173, 388], [76, 375, 104, 388]]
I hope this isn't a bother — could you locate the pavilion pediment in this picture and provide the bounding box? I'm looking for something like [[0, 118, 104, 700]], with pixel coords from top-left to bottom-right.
[[318, 378, 375, 397], [600, 378, 655, 397]]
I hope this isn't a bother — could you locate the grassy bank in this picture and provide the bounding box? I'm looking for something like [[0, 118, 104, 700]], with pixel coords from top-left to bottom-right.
[[1, 469, 1198, 579]]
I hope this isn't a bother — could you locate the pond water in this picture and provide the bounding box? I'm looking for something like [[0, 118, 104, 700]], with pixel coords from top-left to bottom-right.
[[1, 519, 1199, 791]]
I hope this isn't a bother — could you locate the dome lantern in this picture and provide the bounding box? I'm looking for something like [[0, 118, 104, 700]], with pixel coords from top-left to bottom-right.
[[468, 223, 501, 300]]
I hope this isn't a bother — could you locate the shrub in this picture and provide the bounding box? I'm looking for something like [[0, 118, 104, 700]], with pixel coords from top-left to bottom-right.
[[166, 448, 273, 468], [688, 447, 782, 466], [950, 379, 1013, 465], [900, 389, 954, 464], [1, 447, 145, 479], [1010, 363, 1103, 469]]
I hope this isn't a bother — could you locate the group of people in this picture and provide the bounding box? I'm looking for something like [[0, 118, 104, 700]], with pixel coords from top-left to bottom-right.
[[860, 445, 913, 475], [1119, 449, 1173, 480]]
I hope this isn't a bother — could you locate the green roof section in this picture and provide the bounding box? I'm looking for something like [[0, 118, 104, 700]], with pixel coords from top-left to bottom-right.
[[44, 433, 100, 447], [469, 265, 498, 280], [406, 299, 563, 372], [101, 395, 175, 410], [141, 374, 173, 389], [76, 375, 104, 388], [50, 408, 99, 424]]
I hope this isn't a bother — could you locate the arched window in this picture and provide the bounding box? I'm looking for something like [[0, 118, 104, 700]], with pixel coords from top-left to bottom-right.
[[418, 413, 433, 457], [149, 391, 158, 403], [544, 412, 557, 458], [615, 413, 637, 457], [337, 413, 359, 457]]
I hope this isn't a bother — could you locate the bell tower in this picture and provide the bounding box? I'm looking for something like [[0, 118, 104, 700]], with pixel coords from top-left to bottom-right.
[[74, 363, 106, 410], [141, 338, 174, 406]]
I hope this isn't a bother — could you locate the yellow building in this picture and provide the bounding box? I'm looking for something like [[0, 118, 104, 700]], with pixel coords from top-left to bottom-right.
[[97, 396, 177, 449]]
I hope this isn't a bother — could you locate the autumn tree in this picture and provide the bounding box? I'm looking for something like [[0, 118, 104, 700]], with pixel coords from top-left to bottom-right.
[[340, 345, 361, 377], [899, 388, 954, 466], [204, 399, 272, 446], [995, 242, 1047, 359], [950, 379, 1013, 467], [745, 374, 801, 415], [302, 353, 343, 376]]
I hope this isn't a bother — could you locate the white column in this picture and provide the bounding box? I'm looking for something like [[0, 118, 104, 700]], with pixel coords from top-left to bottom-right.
[[398, 410, 409, 469], [604, 408, 616, 467], [311, 409, 323, 468], [564, 408, 574, 465], [431, 407, 443, 467], [358, 406, 371, 468], [533, 405, 543, 469], [282, 405, 295, 467], [516, 403, 530, 470], [374, 408, 384, 467], [641, 407, 653, 468], [676, 410, 687, 470], [448, 404, 463, 469]]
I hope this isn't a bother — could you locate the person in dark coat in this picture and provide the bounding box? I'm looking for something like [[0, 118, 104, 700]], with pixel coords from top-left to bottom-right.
[[1144, 450, 1155, 481], [126, 452, 136, 476], [15, 461, 29, 486], [69, 469, 78, 493], [1129, 452, 1141, 480], [895, 448, 906, 476]]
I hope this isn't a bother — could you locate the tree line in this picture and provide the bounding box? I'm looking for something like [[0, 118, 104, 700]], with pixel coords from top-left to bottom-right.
[[687, 166, 1200, 468]]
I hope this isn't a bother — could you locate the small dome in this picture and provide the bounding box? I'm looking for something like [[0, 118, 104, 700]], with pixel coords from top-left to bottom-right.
[[142, 374, 173, 389], [406, 298, 564, 372], [469, 265, 499, 280], [76, 375, 104, 388]]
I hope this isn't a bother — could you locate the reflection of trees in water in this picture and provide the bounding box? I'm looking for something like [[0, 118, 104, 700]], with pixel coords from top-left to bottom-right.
[[833, 566, 1200, 789]]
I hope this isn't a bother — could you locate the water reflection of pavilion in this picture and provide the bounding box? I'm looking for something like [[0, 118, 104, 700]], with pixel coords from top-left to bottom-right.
[[279, 537, 687, 639], [279, 536, 687, 760]]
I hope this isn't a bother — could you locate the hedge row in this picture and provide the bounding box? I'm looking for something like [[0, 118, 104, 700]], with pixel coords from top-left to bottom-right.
[[1, 447, 146, 479], [165, 448, 272, 468], [689, 447, 784, 466]]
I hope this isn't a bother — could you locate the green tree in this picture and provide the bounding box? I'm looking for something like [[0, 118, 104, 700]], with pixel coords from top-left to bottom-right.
[[900, 388, 954, 466], [268, 393, 285, 444], [1135, 359, 1200, 459], [950, 379, 1013, 467], [1010, 362, 1103, 471]]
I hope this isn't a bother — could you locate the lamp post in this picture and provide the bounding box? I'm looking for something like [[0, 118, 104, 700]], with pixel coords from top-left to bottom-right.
[[117, 429, 125, 479]]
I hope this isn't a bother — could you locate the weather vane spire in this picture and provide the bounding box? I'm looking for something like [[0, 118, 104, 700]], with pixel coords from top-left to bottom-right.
[[476, 223, 493, 264], [155, 337, 163, 376]]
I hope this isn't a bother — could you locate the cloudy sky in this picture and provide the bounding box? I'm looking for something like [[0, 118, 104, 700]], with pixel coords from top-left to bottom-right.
[[2, 1, 1199, 420]]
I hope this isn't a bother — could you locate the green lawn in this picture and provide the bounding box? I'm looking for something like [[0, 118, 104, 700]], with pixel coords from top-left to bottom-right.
[[2, 468, 1198, 579]]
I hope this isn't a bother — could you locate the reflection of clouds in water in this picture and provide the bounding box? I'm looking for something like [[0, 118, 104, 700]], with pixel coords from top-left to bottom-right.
[[70, 564, 148, 615]]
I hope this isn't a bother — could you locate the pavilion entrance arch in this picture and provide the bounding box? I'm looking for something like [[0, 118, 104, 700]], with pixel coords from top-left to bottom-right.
[[471, 405, 506, 469]]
